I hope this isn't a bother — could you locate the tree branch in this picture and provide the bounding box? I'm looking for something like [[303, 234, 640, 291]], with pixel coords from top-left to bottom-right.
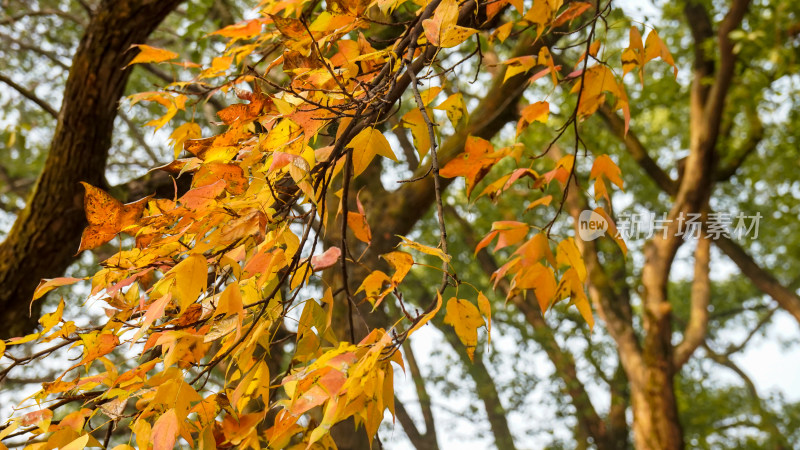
[[0, 73, 59, 118], [714, 235, 800, 324], [0, 31, 70, 70], [403, 341, 438, 446], [673, 233, 711, 368], [0, 8, 86, 27], [715, 106, 763, 181]]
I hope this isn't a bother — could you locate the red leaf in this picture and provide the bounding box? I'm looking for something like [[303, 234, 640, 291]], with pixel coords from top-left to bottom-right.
[[312, 247, 341, 271]]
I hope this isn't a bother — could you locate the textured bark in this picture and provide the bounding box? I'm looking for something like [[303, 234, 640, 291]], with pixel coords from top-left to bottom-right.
[[0, 0, 183, 339]]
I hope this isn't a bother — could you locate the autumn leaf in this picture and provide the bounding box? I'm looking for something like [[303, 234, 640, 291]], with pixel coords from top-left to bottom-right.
[[397, 235, 451, 263], [475, 221, 529, 254], [590, 154, 624, 203], [152, 409, 180, 450], [516, 101, 549, 136], [31, 277, 84, 303], [440, 136, 501, 197], [477, 292, 492, 343], [381, 251, 414, 285], [422, 0, 478, 48], [621, 26, 645, 84], [434, 92, 467, 126], [444, 298, 485, 361], [348, 127, 397, 176], [644, 30, 678, 78], [169, 122, 201, 159], [172, 254, 208, 311], [60, 434, 90, 450], [78, 182, 151, 253], [312, 247, 342, 271], [347, 212, 372, 243], [126, 44, 178, 66]]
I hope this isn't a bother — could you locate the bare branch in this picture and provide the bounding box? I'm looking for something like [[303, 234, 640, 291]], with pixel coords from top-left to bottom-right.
[[0, 9, 86, 27], [715, 235, 800, 324], [0, 73, 58, 118], [0, 31, 70, 70], [715, 107, 763, 181]]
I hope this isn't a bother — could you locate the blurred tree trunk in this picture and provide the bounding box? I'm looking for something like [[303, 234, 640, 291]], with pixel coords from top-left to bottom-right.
[[0, 0, 183, 339]]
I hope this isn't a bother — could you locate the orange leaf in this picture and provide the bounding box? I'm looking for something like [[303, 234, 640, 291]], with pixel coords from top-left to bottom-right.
[[312, 247, 342, 271], [347, 212, 372, 243], [440, 136, 500, 197], [78, 183, 150, 253], [32, 277, 83, 303], [211, 18, 265, 39], [516, 101, 549, 136], [127, 44, 179, 66], [644, 30, 678, 78], [590, 155, 624, 203], [152, 409, 180, 450]]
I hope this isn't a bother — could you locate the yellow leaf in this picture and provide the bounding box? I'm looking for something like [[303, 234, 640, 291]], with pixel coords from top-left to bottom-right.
[[422, 0, 477, 48], [397, 236, 451, 263], [525, 194, 552, 212], [556, 238, 587, 281], [357, 270, 391, 304], [590, 154, 624, 203], [401, 108, 432, 159], [381, 251, 414, 285], [348, 127, 397, 176], [60, 434, 90, 450], [444, 298, 485, 361], [503, 55, 537, 83], [408, 292, 443, 335], [644, 29, 678, 78], [172, 254, 208, 311], [434, 92, 467, 126], [127, 44, 178, 67], [621, 26, 645, 83], [169, 123, 202, 159]]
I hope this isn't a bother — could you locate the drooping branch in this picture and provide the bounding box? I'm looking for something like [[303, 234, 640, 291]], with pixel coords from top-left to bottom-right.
[[447, 206, 617, 449]]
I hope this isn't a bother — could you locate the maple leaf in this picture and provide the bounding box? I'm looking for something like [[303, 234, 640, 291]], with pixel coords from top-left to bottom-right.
[[77, 182, 151, 254], [348, 127, 397, 176], [440, 136, 501, 197]]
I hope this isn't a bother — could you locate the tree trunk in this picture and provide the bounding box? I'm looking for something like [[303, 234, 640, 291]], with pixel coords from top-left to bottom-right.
[[629, 369, 683, 450], [0, 0, 183, 338]]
